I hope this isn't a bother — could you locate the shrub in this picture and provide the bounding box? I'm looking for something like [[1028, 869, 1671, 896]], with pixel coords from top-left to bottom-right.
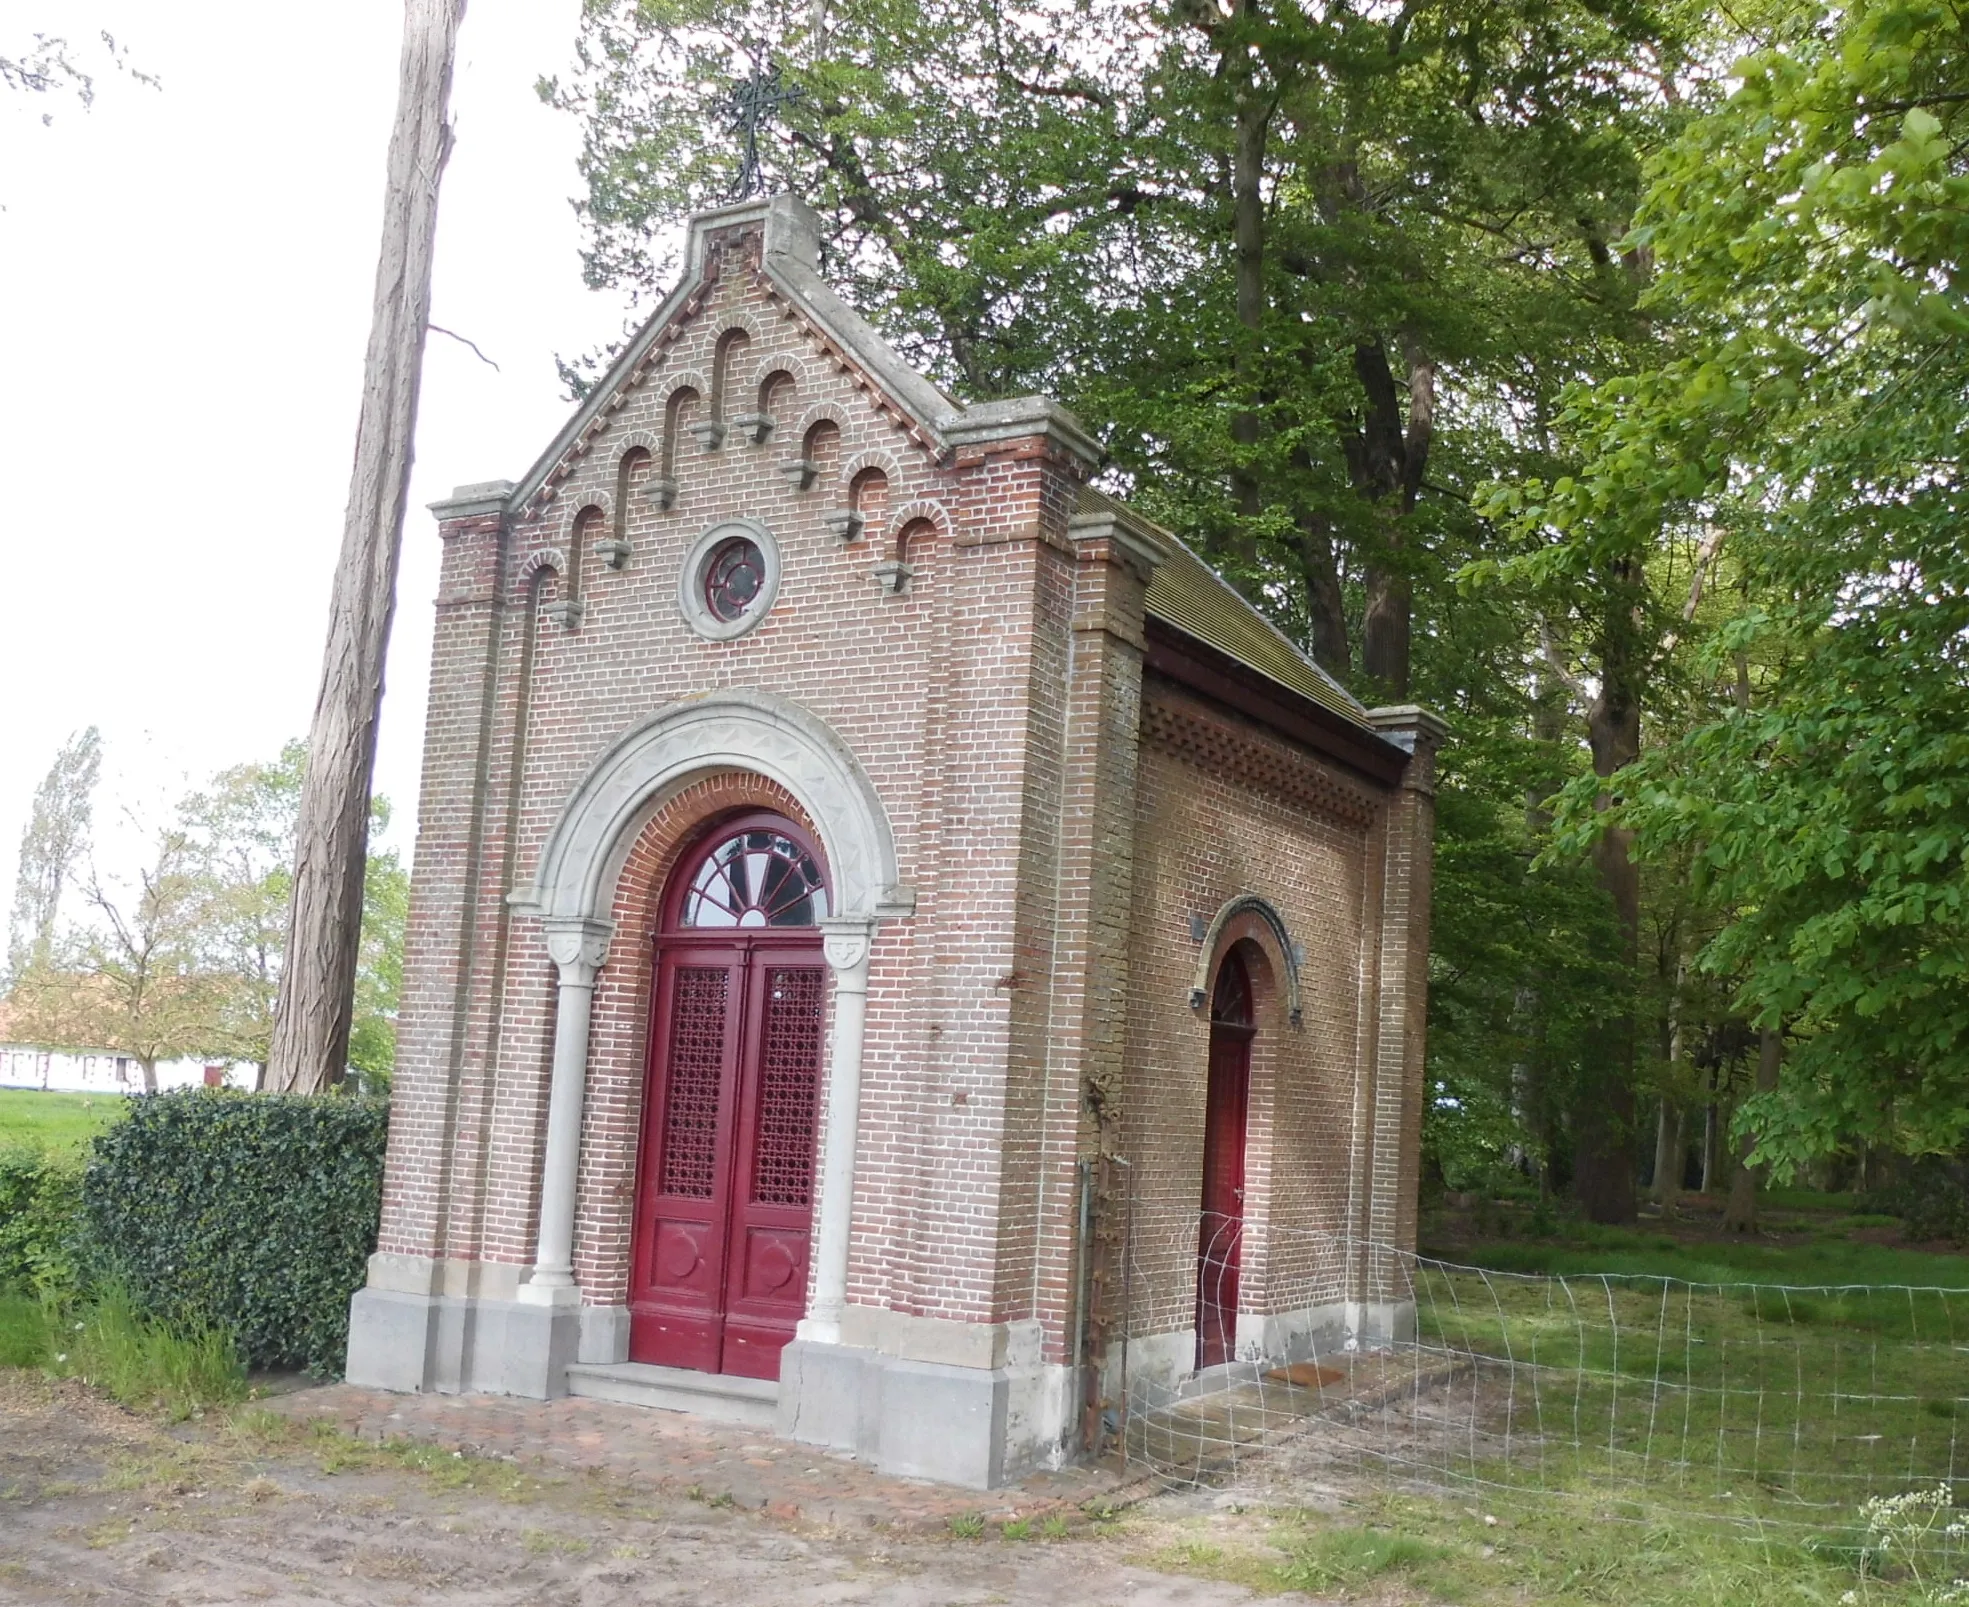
[[0, 1146, 84, 1295], [82, 1090, 387, 1376], [1867, 1157, 1969, 1245]]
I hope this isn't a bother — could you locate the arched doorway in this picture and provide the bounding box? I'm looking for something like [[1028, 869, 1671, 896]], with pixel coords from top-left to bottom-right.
[[629, 812, 831, 1378], [1197, 948, 1254, 1370]]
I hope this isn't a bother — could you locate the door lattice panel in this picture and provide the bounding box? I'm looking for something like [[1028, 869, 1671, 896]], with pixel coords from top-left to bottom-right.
[[659, 966, 729, 1199], [752, 967, 825, 1206]]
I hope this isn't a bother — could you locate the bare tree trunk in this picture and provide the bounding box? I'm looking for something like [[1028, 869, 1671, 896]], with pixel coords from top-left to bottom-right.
[[1652, 1100, 1682, 1216], [1723, 1028, 1782, 1233], [138, 1056, 157, 1093], [1652, 958, 1686, 1217], [267, 0, 465, 1093], [1700, 1083, 1718, 1194]]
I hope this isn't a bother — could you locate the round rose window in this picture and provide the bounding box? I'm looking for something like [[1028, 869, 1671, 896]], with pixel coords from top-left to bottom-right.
[[703, 536, 766, 623]]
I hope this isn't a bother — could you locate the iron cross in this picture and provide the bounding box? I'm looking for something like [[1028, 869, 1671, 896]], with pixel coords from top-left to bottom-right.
[[726, 63, 803, 199]]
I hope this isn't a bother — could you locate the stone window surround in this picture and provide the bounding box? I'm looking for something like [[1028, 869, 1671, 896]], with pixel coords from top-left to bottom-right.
[[677, 517, 782, 641]]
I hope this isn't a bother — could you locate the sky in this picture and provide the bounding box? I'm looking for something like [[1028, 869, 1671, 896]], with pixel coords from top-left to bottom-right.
[[0, 2, 642, 898]]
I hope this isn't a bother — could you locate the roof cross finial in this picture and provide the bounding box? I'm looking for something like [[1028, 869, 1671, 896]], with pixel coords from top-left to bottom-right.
[[724, 60, 803, 200]]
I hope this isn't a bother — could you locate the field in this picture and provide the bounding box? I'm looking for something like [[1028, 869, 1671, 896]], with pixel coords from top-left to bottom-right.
[[0, 1088, 126, 1155], [1132, 1190, 1969, 1604]]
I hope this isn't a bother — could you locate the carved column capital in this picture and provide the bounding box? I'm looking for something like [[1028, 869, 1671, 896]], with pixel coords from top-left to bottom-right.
[[819, 915, 875, 989], [543, 917, 612, 984]]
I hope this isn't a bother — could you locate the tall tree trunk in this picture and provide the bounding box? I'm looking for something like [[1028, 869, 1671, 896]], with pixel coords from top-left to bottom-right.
[[267, 0, 465, 1093], [1295, 510, 1350, 680], [138, 1056, 157, 1093], [1722, 1028, 1782, 1233], [1222, 18, 1271, 586], [1700, 1080, 1718, 1194], [1575, 564, 1645, 1224], [1351, 341, 1433, 698], [1652, 957, 1686, 1216], [1652, 1100, 1682, 1216]]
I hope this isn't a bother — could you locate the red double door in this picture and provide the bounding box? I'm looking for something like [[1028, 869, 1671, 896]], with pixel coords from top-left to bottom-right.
[[629, 935, 827, 1379]]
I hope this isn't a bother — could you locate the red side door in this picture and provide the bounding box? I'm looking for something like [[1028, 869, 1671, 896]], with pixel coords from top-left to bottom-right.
[[1196, 1020, 1252, 1370], [629, 939, 825, 1377]]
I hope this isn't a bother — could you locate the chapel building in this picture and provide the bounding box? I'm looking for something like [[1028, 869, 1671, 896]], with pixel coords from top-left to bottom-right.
[[346, 193, 1442, 1490]]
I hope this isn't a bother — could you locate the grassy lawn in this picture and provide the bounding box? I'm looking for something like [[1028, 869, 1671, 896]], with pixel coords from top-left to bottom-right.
[[0, 1088, 126, 1156]]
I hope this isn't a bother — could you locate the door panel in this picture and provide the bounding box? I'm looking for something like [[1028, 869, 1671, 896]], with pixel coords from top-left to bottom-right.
[[630, 943, 825, 1377], [720, 957, 826, 1377], [1197, 1024, 1251, 1370], [630, 947, 742, 1371]]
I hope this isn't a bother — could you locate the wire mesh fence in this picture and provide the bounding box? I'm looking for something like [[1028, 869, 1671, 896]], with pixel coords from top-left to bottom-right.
[[1123, 1226, 1969, 1535]]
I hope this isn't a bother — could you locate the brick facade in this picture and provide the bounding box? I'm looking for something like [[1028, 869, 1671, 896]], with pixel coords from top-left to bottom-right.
[[347, 194, 1441, 1488]]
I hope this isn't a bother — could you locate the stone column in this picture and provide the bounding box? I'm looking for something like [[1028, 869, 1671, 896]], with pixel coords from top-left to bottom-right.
[[520, 917, 613, 1307], [800, 915, 875, 1343]]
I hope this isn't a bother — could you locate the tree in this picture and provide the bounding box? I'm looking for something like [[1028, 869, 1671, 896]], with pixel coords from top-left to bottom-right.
[[7, 827, 228, 1091], [2, 29, 156, 125], [179, 742, 305, 1075], [269, 0, 465, 1094], [5, 727, 101, 990], [1509, 0, 1969, 1177], [183, 742, 408, 1085]]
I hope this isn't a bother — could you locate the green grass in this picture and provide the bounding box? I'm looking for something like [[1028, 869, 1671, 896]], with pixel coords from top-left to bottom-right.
[[0, 1284, 246, 1420], [0, 1290, 55, 1368], [1435, 1221, 1969, 1290], [0, 1089, 125, 1156], [1277, 1524, 1448, 1591]]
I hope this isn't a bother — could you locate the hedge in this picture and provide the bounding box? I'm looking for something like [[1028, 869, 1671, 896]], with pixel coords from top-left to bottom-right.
[[82, 1091, 388, 1375], [0, 1146, 84, 1295]]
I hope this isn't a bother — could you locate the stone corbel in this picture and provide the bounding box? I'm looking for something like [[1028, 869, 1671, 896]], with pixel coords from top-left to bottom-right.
[[645, 475, 680, 511], [871, 559, 914, 596], [540, 598, 586, 631], [730, 410, 776, 445], [689, 418, 728, 452], [823, 509, 864, 542], [594, 537, 632, 571], [779, 458, 819, 491]]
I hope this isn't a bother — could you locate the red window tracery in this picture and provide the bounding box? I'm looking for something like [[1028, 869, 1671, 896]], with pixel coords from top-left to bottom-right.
[[703, 536, 766, 622], [680, 827, 828, 929]]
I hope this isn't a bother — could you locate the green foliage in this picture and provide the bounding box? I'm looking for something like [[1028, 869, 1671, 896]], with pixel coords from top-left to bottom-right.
[[1491, 0, 1969, 1171], [0, 1288, 55, 1367], [0, 1145, 83, 1295], [51, 1281, 246, 1419], [1868, 1159, 1969, 1247], [81, 1089, 388, 1375]]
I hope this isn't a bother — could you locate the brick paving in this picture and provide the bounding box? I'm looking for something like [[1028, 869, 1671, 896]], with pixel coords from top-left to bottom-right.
[[269, 1383, 1155, 1533]]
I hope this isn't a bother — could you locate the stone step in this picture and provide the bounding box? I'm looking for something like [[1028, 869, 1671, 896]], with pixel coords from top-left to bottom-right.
[[563, 1361, 780, 1428]]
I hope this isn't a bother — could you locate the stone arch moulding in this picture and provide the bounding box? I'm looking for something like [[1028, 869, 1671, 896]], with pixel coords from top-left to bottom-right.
[[838, 448, 902, 496], [885, 498, 951, 551], [561, 492, 612, 541], [1190, 893, 1303, 1025], [748, 351, 815, 395], [511, 689, 915, 930], [518, 546, 568, 587]]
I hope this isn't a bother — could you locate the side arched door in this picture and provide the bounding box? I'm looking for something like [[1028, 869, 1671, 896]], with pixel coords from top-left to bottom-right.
[[629, 814, 830, 1379], [1197, 950, 1253, 1370]]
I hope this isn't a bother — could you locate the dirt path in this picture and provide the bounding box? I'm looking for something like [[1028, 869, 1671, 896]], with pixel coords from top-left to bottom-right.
[[0, 1374, 1316, 1606]]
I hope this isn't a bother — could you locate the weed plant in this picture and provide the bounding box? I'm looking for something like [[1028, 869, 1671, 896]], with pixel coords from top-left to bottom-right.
[[46, 1284, 245, 1419]]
